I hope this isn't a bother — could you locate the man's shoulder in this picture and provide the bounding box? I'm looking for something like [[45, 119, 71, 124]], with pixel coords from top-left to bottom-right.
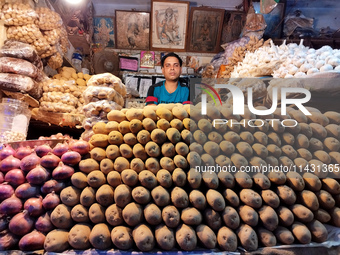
[[151, 81, 164, 88]]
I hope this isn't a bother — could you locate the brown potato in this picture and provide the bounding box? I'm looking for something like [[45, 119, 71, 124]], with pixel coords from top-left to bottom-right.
[[132, 224, 155, 251], [71, 172, 88, 189], [44, 229, 69, 252], [151, 186, 170, 207], [298, 190, 319, 211], [155, 224, 175, 250], [172, 168, 186, 187], [217, 226, 237, 251], [234, 171, 252, 188], [131, 158, 146, 173], [187, 168, 202, 189], [291, 221, 311, 244], [111, 226, 133, 250], [189, 190, 206, 210], [238, 205, 258, 227], [290, 204, 314, 223], [196, 224, 217, 249], [139, 170, 157, 189], [144, 203, 162, 225], [286, 171, 305, 191], [122, 202, 143, 227], [162, 205, 180, 228], [206, 189, 225, 211], [257, 227, 276, 247], [204, 208, 222, 232], [89, 203, 105, 224], [314, 209, 331, 223], [261, 190, 280, 208], [274, 226, 294, 245], [316, 190, 335, 209], [68, 223, 91, 249], [303, 172, 322, 191], [253, 173, 271, 189], [218, 171, 235, 188], [239, 189, 262, 208], [306, 219, 328, 243], [132, 186, 151, 205], [80, 187, 96, 207], [258, 205, 278, 231], [276, 206, 294, 227], [221, 206, 240, 230], [175, 224, 197, 251], [236, 224, 258, 251], [171, 187, 189, 208], [222, 188, 239, 207], [181, 207, 202, 225]]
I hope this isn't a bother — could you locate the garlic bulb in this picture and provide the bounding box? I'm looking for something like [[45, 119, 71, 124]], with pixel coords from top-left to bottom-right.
[[328, 58, 340, 67], [307, 68, 319, 75], [315, 60, 326, 69], [334, 65, 340, 71], [299, 63, 313, 73], [294, 72, 307, 78], [320, 64, 333, 72]]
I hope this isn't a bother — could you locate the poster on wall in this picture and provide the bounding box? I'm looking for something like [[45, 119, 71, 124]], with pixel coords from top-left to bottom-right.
[[140, 51, 155, 68], [93, 17, 115, 48]]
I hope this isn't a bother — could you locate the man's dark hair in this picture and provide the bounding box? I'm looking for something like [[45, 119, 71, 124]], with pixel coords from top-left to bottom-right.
[[161, 52, 183, 67]]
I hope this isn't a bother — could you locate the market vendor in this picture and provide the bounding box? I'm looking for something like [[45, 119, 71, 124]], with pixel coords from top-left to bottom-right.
[[146, 52, 191, 105]]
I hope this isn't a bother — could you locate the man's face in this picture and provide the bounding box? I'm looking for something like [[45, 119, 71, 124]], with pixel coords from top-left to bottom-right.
[[162, 56, 182, 82]]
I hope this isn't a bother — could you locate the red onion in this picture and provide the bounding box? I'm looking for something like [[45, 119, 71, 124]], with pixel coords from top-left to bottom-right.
[[40, 180, 65, 194], [61, 151, 81, 166], [35, 212, 54, 233], [69, 139, 90, 155], [52, 142, 69, 157], [0, 215, 9, 232], [9, 210, 34, 236], [52, 162, 75, 180], [26, 165, 50, 185], [0, 155, 21, 173], [24, 196, 44, 217], [40, 153, 61, 169], [0, 145, 15, 160], [0, 172, 4, 183], [0, 183, 14, 201], [20, 152, 41, 172], [0, 230, 19, 250], [15, 183, 40, 199], [19, 229, 46, 251], [34, 144, 52, 157], [42, 192, 60, 210], [4, 169, 26, 187], [14, 146, 32, 160], [0, 195, 23, 216]]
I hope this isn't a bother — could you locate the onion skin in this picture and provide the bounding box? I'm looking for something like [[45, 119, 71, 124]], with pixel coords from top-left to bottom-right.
[[40, 153, 61, 169], [26, 165, 50, 185], [42, 192, 60, 210], [61, 151, 81, 166], [19, 230, 46, 251], [34, 144, 52, 157], [0, 230, 19, 251], [0, 195, 23, 216], [40, 180, 65, 194], [15, 183, 40, 199], [0, 145, 15, 160], [52, 162, 75, 180], [35, 212, 54, 233], [4, 169, 26, 187], [69, 139, 90, 155], [20, 152, 41, 172], [14, 146, 32, 160], [52, 143, 69, 157], [0, 215, 9, 232], [0, 183, 14, 201], [0, 172, 3, 183], [9, 210, 34, 236], [0, 155, 21, 173], [24, 197, 44, 217]]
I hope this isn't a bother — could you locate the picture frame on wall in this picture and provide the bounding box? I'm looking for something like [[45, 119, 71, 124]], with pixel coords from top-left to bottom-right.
[[93, 16, 115, 48], [115, 10, 150, 50], [150, 0, 189, 52], [140, 51, 155, 68], [187, 7, 225, 53]]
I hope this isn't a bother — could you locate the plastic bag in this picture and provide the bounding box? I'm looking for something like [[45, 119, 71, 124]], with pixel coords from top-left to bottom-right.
[[260, 0, 278, 14], [1, 3, 38, 26], [242, 5, 267, 39], [83, 86, 117, 104], [36, 7, 63, 30], [87, 73, 127, 97], [283, 10, 314, 37]]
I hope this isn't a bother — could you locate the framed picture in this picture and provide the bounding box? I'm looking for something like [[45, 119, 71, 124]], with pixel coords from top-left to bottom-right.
[[140, 51, 155, 68], [221, 11, 247, 45], [187, 7, 225, 53], [150, 0, 189, 52], [93, 17, 115, 48], [115, 10, 150, 50]]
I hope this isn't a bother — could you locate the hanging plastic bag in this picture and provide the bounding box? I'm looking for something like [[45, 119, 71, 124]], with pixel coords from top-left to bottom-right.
[[242, 4, 267, 39], [260, 0, 279, 14]]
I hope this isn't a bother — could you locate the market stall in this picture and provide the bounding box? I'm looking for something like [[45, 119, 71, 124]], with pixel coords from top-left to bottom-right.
[[1, 0, 340, 254]]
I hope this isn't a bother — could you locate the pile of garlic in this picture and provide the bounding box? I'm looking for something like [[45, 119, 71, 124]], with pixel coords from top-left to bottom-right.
[[230, 39, 340, 78]]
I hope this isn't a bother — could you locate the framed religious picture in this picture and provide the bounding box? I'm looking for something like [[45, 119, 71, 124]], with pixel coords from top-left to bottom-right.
[[150, 0, 189, 52], [115, 10, 150, 50], [93, 16, 115, 48], [140, 51, 155, 68], [187, 7, 225, 53]]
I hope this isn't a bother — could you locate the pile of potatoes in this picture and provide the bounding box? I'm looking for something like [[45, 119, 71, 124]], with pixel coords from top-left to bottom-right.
[[45, 103, 340, 252]]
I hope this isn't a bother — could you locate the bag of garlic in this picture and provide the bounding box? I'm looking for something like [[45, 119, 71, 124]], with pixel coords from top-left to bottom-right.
[[241, 5, 267, 39]]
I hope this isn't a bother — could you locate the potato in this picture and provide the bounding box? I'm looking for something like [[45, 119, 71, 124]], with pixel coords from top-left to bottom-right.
[[298, 123, 313, 139], [193, 130, 207, 144], [286, 171, 305, 191], [221, 206, 240, 230], [257, 227, 276, 247], [261, 190, 280, 208], [161, 142, 175, 157], [198, 119, 212, 133], [130, 158, 146, 172], [202, 171, 219, 189], [171, 187, 189, 208], [234, 171, 252, 188], [122, 202, 143, 227], [204, 208, 222, 232], [238, 205, 258, 226], [143, 107, 157, 121], [281, 145, 297, 159], [240, 131, 254, 144], [206, 189, 225, 211], [276, 185, 296, 205], [236, 224, 258, 251], [100, 158, 114, 175], [87, 170, 106, 188], [60, 186, 81, 207], [68, 223, 91, 249], [128, 119, 142, 134], [172, 168, 186, 187], [187, 168, 202, 189], [137, 130, 151, 145], [265, 156, 279, 166], [313, 150, 331, 164], [203, 141, 220, 157], [218, 171, 235, 188], [79, 158, 100, 174], [201, 153, 214, 166], [268, 171, 286, 185], [142, 118, 156, 132], [174, 155, 188, 169], [166, 128, 181, 144], [132, 224, 155, 252], [295, 134, 310, 149], [276, 206, 294, 227], [89, 203, 105, 224], [118, 144, 133, 159], [132, 144, 147, 161], [323, 137, 340, 152], [322, 178, 340, 195], [274, 226, 294, 245], [216, 226, 237, 251], [290, 204, 314, 223], [50, 204, 73, 229], [120, 170, 138, 187], [125, 109, 143, 121], [252, 143, 268, 159], [93, 122, 108, 134], [181, 207, 202, 225], [107, 171, 122, 187], [330, 151, 340, 164], [162, 205, 180, 228], [189, 190, 206, 210], [108, 131, 124, 145], [258, 205, 278, 231], [175, 142, 189, 156], [249, 156, 267, 168], [151, 186, 170, 207], [157, 119, 170, 131], [314, 209, 331, 223], [324, 111, 340, 124], [96, 184, 114, 207], [80, 187, 96, 207], [267, 144, 282, 158], [309, 138, 324, 151], [71, 172, 88, 189], [236, 141, 253, 158], [144, 141, 160, 157], [219, 141, 235, 156], [175, 224, 197, 251], [281, 132, 295, 146], [298, 190, 319, 211], [145, 158, 160, 174], [221, 189, 238, 208], [297, 148, 313, 161], [308, 112, 329, 126], [111, 226, 133, 250], [306, 219, 328, 243], [278, 156, 294, 167], [139, 170, 157, 189], [253, 131, 268, 145], [267, 132, 281, 147], [156, 108, 173, 121], [316, 190, 335, 209], [195, 224, 216, 249], [106, 145, 120, 161], [330, 207, 340, 227], [44, 229, 69, 252], [253, 173, 271, 189], [155, 224, 175, 250], [239, 189, 262, 209], [187, 151, 202, 166], [231, 154, 249, 170], [131, 186, 150, 205], [143, 203, 162, 226], [222, 132, 239, 145], [105, 204, 123, 226], [108, 110, 126, 122], [325, 124, 340, 139], [170, 118, 184, 131], [291, 221, 311, 244], [207, 131, 222, 144], [181, 129, 192, 144], [106, 121, 119, 133], [183, 118, 197, 131]]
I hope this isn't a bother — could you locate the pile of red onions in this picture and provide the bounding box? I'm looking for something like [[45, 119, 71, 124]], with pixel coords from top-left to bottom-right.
[[0, 138, 89, 251]]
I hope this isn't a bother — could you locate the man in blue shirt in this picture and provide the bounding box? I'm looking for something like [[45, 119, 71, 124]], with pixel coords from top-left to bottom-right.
[[146, 52, 191, 105]]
